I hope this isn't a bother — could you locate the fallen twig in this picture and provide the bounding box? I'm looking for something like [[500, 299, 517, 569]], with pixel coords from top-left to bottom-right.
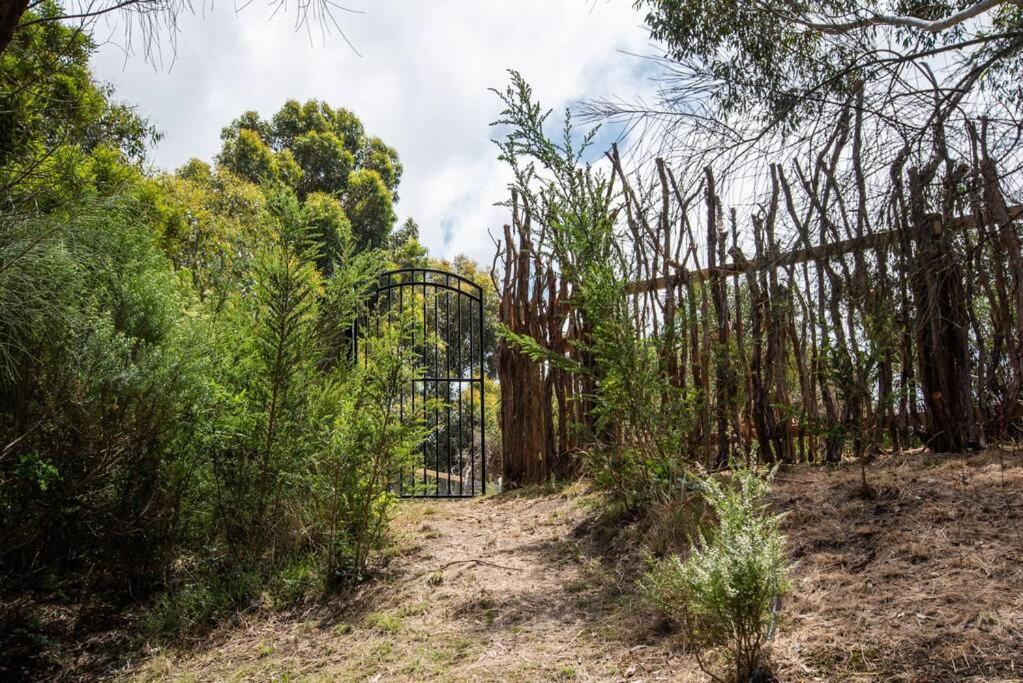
[[434, 558, 521, 572]]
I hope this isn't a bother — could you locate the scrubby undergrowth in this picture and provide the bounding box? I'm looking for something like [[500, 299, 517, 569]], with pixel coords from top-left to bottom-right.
[[3, 448, 1020, 681]]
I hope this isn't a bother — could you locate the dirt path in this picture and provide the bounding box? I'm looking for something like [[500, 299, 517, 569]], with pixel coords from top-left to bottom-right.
[[131, 492, 691, 682], [127, 451, 1023, 682]]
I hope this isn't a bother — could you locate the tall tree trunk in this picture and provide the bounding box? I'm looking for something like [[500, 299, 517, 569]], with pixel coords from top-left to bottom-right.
[[909, 168, 977, 452], [0, 0, 29, 58]]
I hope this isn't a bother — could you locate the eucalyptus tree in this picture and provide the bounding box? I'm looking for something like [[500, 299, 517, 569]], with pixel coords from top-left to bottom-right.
[[595, 0, 1023, 180], [217, 100, 400, 253]]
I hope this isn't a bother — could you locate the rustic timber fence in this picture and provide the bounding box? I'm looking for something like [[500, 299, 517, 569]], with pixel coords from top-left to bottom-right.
[[494, 129, 1023, 487]]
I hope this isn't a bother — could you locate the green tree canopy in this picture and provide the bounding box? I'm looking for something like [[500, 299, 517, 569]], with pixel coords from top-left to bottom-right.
[[389, 217, 429, 267], [634, 0, 1023, 126], [0, 2, 158, 196], [302, 191, 353, 276], [344, 167, 396, 250], [216, 99, 401, 251], [155, 159, 274, 304]]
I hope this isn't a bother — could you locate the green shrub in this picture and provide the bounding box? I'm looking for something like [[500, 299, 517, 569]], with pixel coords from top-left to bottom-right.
[[1, 15, 430, 653], [144, 569, 262, 636], [642, 468, 788, 683], [0, 194, 203, 588], [144, 554, 320, 636], [492, 72, 700, 507], [307, 308, 428, 585]]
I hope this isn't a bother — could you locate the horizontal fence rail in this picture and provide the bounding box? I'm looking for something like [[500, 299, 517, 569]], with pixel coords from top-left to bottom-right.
[[628, 204, 1023, 293]]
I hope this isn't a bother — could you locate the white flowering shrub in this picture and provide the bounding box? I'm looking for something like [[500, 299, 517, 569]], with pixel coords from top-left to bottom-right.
[[642, 468, 788, 682]]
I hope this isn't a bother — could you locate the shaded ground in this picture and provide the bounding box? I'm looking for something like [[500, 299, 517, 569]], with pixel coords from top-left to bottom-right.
[[127, 489, 693, 681], [9, 448, 1023, 681]]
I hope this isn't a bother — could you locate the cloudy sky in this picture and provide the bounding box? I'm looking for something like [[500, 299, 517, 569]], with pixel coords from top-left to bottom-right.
[[92, 1, 659, 264]]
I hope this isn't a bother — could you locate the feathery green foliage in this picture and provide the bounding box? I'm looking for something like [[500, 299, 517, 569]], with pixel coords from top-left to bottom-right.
[[642, 468, 789, 682], [492, 71, 697, 510]]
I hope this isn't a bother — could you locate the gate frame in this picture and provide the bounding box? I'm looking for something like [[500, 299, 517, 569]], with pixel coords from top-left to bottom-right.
[[353, 267, 486, 498]]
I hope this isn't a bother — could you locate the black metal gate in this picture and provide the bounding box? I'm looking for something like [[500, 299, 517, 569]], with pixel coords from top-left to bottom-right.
[[354, 267, 486, 497]]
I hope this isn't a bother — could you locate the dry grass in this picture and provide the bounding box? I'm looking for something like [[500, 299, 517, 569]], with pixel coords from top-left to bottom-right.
[[122, 490, 697, 682], [770, 447, 1023, 681], [18, 448, 1022, 681]]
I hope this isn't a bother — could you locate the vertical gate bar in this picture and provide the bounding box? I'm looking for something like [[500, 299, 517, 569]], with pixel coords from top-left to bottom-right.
[[445, 277, 451, 493], [457, 288, 463, 494], [352, 316, 358, 367], [434, 280, 440, 496], [365, 288, 374, 368], [399, 273, 408, 494], [375, 276, 381, 340], [434, 280, 440, 378], [408, 273, 416, 494], [422, 271, 428, 490], [479, 291, 486, 495], [391, 273, 402, 497], [469, 299, 476, 495]]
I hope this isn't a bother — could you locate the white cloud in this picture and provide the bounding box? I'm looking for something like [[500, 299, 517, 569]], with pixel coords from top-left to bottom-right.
[[92, 1, 658, 264]]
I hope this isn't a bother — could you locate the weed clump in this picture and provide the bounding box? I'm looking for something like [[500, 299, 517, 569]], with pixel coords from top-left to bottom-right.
[[642, 468, 788, 682]]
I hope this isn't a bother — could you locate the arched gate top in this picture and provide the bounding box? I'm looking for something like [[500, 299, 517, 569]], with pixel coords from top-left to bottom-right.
[[377, 267, 483, 302]]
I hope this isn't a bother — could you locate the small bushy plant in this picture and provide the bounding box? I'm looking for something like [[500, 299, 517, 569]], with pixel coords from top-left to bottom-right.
[[308, 309, 428, 585], [642, 468, 788, 683]]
